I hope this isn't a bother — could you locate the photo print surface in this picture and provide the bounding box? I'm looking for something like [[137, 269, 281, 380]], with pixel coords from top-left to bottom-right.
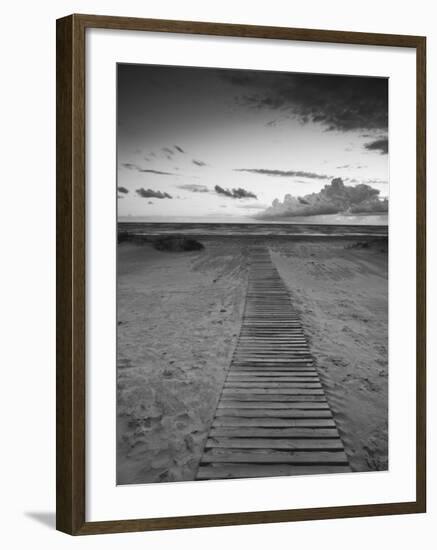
[[116, 63, 388, 485]]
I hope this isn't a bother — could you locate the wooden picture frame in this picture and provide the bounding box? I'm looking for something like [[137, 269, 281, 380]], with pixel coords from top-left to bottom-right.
[[56, 13, 426, 535]]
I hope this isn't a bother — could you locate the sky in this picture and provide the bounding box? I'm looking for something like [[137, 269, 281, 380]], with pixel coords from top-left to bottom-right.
[[117, 63, 388, 224]]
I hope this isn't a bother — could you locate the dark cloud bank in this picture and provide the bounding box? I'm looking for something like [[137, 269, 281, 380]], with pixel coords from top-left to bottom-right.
[[364, 137, 389, 155], [222, 70, 388, 133], [192, 159, 208, 167], [235, 168, 330, 180], [123, 163, 176, 176], [257, 178, 387, 219], [215, 185, 257, 199], [135, 188, 172, 199]]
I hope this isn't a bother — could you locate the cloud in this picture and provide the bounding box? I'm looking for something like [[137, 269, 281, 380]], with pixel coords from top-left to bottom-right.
[[257, 177, 388, 219], [215, 185, 257, 199], [174, 145, 185, 153], [234, 168, 330, 180], [214, 185, 235, 198], [350, 198, 388, 213], [177, 184, 210, 193], [117, 195, 124, 199], [222, 71, 388, 132], [336, 164, 367, 170], [238, 203, 269, 210], [117, 186, 129, 194], [139, 168, 176, 175], [192, 159, 207, 167], [162, 147, 174, 156], [362, 178, 388, 185], [135, 188, 172, 199], [122, 163, 176, 176], [364, 137, 388, 154]]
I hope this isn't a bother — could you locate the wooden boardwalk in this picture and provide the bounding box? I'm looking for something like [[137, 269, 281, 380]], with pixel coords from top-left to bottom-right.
[[196, 246, 350, 480]]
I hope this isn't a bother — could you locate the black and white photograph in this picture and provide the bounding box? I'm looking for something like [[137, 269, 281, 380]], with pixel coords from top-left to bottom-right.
[[116, 63, 389, 485]]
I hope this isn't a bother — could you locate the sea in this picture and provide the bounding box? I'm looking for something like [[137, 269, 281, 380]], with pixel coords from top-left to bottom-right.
[[118, 221, 388, 239]]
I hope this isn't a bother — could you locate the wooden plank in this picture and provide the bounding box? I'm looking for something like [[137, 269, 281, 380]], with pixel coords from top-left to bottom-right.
[[210, 427, 339, 438], [237, 342, 308, 346], [230, 369, 316, 375], [243, 323, 303, 336], [234, 355, 312, 358], [230, 366, 316, 371], [232, 361, 314, 364], [244, 312, 299, 315], [239, 333, 304, 336], [218, 401, 329, 409], [244, 313, 303, 317], [244, 317, 301, 320], [232, 360, 313, 363], [241, 328, 304, 331], [232, 361, 314, 365], [215, 409, 332, 418], [243, 325, 303, 328], [235, 344, 309, 347], [231, 366, 315, 370], [230, 365, 315, 370], [197, 464, 351, 479], [238, 343, 309, 346], [235, 350, 310, 353], [230, 365, 314, 369], [234, 350, 311, 353], [236, 344, 309, 348], [212, 418, 336, 427], [237, 341, 307, 344], [229, 373, 318, 377], [200, 450, 349, 464], [238, 340, 307, 343], [226, 377, 319, 382], [217, 394, 326, 402], [238, 336, 306, 339], [237, 336, 307, 340], [205, 438, 344, 450], [239, 336, 306, 339], [233, 356, 312, 360], [234, 354, 312, 361], [233, 359, 314, 364], [224, 382, 322, 389], [222, 388, 324, 395], [243, 323, 302, 325], [228, 376, 318, 382]]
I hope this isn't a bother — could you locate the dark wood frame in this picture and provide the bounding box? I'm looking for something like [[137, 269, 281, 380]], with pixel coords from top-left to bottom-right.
[[56, 13, 427, 535]]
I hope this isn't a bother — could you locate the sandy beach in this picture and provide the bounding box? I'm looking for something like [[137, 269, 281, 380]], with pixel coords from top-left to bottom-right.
[[271, 239, 388, 472], [117, 236, 388, 484], [117, 240, 249, 484]]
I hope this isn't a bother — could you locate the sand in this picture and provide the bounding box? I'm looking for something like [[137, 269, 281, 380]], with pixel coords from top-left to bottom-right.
[[117, 237, 388, 484], [270, 239, 388, 472], [117, 240, 248, 484]]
